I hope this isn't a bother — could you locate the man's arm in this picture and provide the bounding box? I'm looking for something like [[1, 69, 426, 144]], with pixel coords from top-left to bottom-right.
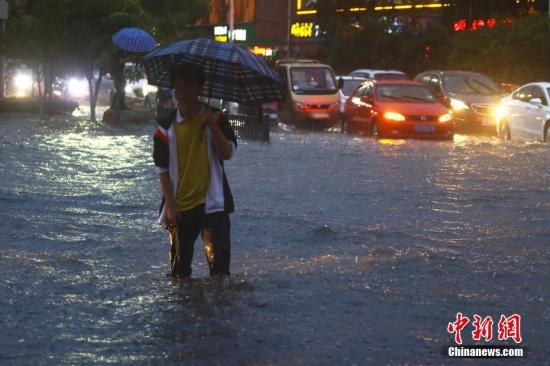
[[209, 122, 233, 160], [159, 173, 177, 226], [153, 126, 177, 226], [205, 112, 236, 160]]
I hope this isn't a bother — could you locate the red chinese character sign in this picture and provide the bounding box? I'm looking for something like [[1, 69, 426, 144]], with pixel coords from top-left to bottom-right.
[[447, 312, 470, 345], [471, 315, 494, 342], [453, 19, 466, 32], [486, 18, 497, 29], [453, 18, 513, 32], [471, 19, 485, 31], [448, 313, 522, 345], [498, 314, 523, 344]]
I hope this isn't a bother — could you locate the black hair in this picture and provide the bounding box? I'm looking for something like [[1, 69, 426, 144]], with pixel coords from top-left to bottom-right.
[[170, 63, 205, 88]]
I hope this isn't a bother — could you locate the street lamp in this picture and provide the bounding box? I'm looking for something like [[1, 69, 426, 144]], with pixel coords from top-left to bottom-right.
[[0, 0, 8, 98], [228, 0, 234, 43], [287, 0, 291, 58]]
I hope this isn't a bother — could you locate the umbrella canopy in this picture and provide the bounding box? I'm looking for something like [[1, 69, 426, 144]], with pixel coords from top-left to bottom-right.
[[143, 38, 283, 104], [112, 27, 157, 53]]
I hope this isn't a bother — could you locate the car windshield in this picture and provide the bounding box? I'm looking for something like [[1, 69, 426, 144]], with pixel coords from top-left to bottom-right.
[[350, 72, 368, 78], [376, 85, 437, 103], [342, 79, 364, 96], [443, 75, 500, 95], [291, 67, 337, 94], [374, 73, 407, 80]]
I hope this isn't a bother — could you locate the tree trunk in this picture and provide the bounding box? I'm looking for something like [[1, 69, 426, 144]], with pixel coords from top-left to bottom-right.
[[45, 64, 54, 101], [87, 73, 96, 122], [37, 65, 44, 120], [93, 73, 103, 113]]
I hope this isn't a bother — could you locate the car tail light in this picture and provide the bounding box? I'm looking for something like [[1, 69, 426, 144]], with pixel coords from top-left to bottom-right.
[[293, 102, 305, 111]]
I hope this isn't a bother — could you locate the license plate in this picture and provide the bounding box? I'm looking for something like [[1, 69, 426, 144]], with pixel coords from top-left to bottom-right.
[[311, 113, 329, 120], [414, 124, 435, 132]]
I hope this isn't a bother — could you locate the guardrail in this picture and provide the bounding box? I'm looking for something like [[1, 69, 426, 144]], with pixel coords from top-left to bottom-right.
[[227, 114, 270, 143], [155, 107, 271, 143]]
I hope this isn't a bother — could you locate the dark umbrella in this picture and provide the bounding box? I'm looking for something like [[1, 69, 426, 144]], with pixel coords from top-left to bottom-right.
[[112, 27, 157, 53], [142, 38, 283, 103]]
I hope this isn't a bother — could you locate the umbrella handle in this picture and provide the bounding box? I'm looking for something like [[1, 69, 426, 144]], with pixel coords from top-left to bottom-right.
[[207, 63, 218, 106]]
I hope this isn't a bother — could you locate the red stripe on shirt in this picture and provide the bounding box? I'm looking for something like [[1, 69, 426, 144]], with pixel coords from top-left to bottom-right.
[[154, 128, 168, 144]]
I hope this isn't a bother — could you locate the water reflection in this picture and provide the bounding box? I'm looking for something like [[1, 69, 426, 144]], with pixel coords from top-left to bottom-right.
[[1, 115, 549, 365]]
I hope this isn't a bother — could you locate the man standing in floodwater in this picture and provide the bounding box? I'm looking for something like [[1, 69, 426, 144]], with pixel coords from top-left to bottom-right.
[[152, 63, 237, 278]]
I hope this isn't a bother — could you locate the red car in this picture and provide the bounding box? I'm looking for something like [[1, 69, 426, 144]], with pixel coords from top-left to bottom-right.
[[343, 80, 454, 139]]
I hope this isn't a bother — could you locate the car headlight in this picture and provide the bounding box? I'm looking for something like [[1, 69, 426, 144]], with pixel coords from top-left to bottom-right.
[[450, 98, 469, 111], [143, 84, 157, 95], [68, 78, 88, 98], [439, 113, 452, 123], [384, 111, 405, 121], [494, 106, 506, 122], [14, 73, 33, 96]]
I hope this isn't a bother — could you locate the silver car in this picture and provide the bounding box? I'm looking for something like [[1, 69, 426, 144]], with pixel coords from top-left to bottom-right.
[[496, 82, 550, 141], [349, 69, 407, 80], [415, 70, 503, 134]]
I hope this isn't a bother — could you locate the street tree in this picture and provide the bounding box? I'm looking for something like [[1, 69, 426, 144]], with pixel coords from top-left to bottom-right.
[[140, 0, 209, 44]]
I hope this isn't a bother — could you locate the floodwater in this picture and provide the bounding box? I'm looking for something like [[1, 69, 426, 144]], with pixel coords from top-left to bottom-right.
[[1, 114, 549, 365]]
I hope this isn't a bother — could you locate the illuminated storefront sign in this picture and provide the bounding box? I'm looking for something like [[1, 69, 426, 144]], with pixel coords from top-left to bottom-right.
[[296, 0, 450, 15], [453, 18, 513, 32], [296, 0, 318, 15], [291, 22, 313, 38], [290, 22, 322, 39], [249, 46, 273, 57], [233, 29, 247, 41], [213, 25, 247, 42], [214, 25, 227, 35]]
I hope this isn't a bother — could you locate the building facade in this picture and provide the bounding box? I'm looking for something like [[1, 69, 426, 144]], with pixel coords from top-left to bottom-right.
[[206, 0, 288, 62], [204, 0, 546, 61]]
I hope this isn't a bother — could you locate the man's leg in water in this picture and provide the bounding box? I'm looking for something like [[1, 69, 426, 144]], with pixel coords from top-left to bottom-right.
[[201, 212, 231, 276], [173, 204, 204, 278]]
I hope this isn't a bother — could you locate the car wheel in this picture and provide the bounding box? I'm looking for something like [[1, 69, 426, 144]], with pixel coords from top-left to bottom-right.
[[371, 120, 380, 138], [498, 120, 511, 140], [544, 121, 550, 142]]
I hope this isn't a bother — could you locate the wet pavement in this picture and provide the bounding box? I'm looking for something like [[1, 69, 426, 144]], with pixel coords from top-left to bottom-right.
[[1, 114, 549, 365]]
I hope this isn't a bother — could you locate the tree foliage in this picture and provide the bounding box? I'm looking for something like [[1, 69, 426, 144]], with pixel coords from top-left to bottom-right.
[[141, 0, 209, 44], [316, 9, 451, 77], [317, 10, 550, 84], [4, 0, 208, 120]]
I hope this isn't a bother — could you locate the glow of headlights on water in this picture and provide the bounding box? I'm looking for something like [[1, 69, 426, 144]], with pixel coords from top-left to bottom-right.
[[58, 133, 138, 152], [55, 133, 143, 182], [452, 134, 468, 144], [378, 138, 406, 145]]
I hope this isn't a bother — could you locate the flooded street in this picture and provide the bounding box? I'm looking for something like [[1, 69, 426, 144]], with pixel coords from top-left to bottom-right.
[[1, 114, 549, 365]]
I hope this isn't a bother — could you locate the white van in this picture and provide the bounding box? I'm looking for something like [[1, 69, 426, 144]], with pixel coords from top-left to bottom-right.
[[275, 59, 339, 128]]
